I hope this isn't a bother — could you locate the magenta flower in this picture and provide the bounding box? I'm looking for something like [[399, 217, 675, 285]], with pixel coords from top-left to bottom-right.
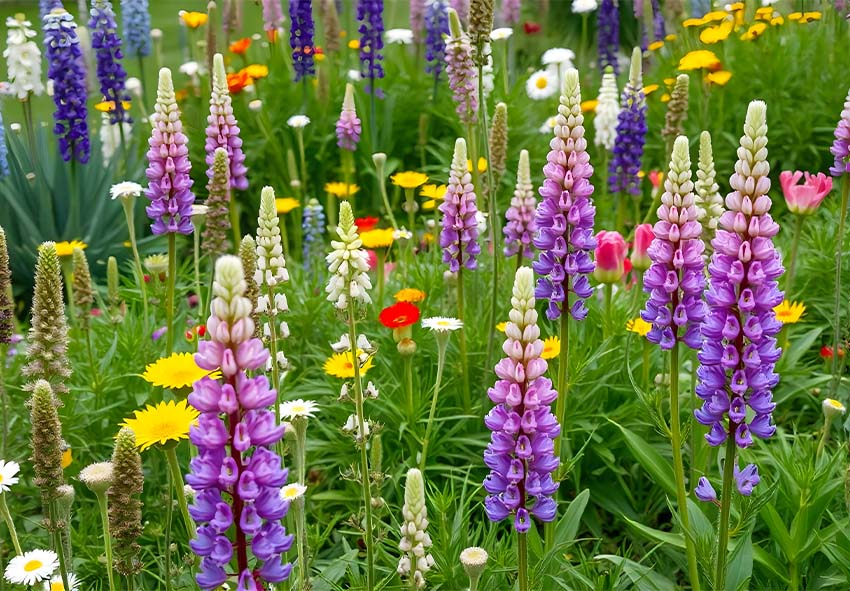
[[439, 138, 480, 272], [336, 83, 362, 152], [779, 170, 833, 215]]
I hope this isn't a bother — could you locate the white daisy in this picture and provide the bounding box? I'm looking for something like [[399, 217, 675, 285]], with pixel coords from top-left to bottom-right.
[[539, 115, 558, 134], [393, 228, 413, 240], [541, 47, 575, 66], [421, 317, 463, 332], [178, 60, 200, 78], [110, 181, 144, 200], [489, 27, 513, 41], [280, 399, 320, 420], [822, 398, 847, 418], [572, 0, 599, 13], [280, 483, 307, 501], [385, 28, 414, 45], [43, 572, 81, 591], [287, 115, 311, 128], [0, 459, 20, 493], [4, 549, 58, 586], [525, 70, 557, 100], [459, 546, 489, 568]]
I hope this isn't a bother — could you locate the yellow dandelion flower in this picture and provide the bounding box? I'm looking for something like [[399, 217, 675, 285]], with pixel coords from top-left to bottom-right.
[[325, 182, 359, 198], [394, 288, 427, 303], [359, 228, 395, 249], [699, 19, 733, 44], [740, 22, 767, 40], [142, 352, 220, 390], [466, 158, 488, 174], [626, 318, 652, 337], [683, 17, 708, 27], [581, 99, 598, 113], [755, 7, 774, 19], [541, 336, 561, 360], [643, 84, 659, 96], [53, 240, 87, 257], [121, 400, 200, 451], [661, 93, 671, 102], [496, 322, 507, 332], [774, 300, 805, 324], [391, 171, 429, 189], [348, 39, 360, 49], [180, 11, 208, 29], [324, 350, 374, 379], [422, 200, 437, 210], [275, 197, 301, 214], [770, 15, 784, 26], [678, 50, 722, 71], [95, 100, 131, 112], [705, 70, 732, 86], [241, 64, 269, 79], [798, 11, 821, 23], [420, 184, 447, 199], [648, 40, 664, 51], [665, 33, 678, 42]]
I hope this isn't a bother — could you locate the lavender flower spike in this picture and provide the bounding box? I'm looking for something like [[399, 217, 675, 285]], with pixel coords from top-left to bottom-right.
[[262, 0, 285, 38], [608, 48, 647, 198], [207, 53, 248, 191], [829, 86, 850, 177], [640, 135, 706, 350], [44, 8, 90, 163], [188, 256, 293, 590], [533, 68, 597, 321], [357, 0, 385, 95], [424, 0, 449, 82], [336, 83, 362, 152], [90, 0, 131, 124], [445, 8, 479, 125], [484, 266, 560, 532], [410, 0, 427, 44], [289, 0, 316, 81], [145, 68, 194, 235], [503, 150, 536, 259], [695, 101, 782, 483], [597, 0, 620, 75], [439, 137, 480, 273], [120, 0, 151, 58]]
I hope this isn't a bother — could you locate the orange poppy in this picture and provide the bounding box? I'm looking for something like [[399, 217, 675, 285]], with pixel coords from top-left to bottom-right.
[[229, 37, 251, 54]]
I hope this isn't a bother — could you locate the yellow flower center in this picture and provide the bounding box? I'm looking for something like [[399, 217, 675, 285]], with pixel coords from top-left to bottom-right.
[[283, 488, 301, 499], [291, 404, 306, 414], [24, 559, 43, 572], [827, 399, 843, 409], [0, 475, 3, 483], [51, 583, 65, 591], [535, 76, 548, 89]]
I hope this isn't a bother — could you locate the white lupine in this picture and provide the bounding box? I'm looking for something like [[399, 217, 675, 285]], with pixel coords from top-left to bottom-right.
[[694, 130, 724, 233], [325, 201, 372, 310], [255, 186, 290, 370], [4, 15, 44, 99], [593, 66, 619, 152], [397, 468, 434, 588]]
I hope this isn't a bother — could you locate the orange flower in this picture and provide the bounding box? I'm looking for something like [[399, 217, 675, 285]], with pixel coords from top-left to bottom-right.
[[227, 71, 253, 93], [180, 11, 208, 29], [266, 29, 279, 43], [229, 37, 251, 54]]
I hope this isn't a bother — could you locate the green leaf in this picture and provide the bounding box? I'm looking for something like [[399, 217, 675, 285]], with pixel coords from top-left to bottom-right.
[[554, 489, 590, 547], [752, 545, 790, 584], [726, 534, 753, 591], [760, 504, 794, 560], [623, 516, 686, 549], [595, 554, 677, 591], [609, 420, 676, 498]]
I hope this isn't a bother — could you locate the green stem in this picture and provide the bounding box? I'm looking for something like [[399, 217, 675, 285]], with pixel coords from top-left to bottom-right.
[[789, 561, 799, 591], [785, 214, 804, 299], [469, 574, 480, 591], [48, 500, 71, 591], [166, 233, 177, 355], [193, 227, 203, 319], [0, 493, 22, 555], [164, 462, 174, 591], [0, 345, 7, 457], [604, 284, 613, 340], [293, 419, 309, 591], [297, 128, 309, 198], [670, 344, 701, 591], [376, 250, 385, 306], [121, 198, 149, 330], [96, 493, 117, 591], [164, 446, 194, 539], [21, 100, 37, 170], [420, 337, 447, 471], [517, 532, 528, 591], [404, 188, 416, 235], [375, 158, 398, 231], [404, 355, 415, 425], [831, 177, 850, 398], [265, 285, 282, 428], [714, 434, 737, 591], [816, 416, 834, 460], [457, 267, 471, 414]]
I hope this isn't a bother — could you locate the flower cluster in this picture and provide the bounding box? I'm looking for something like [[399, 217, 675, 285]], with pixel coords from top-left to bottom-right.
[[255, 187, 291, 371], [188, 256, 293, 589], [336, 83, 362, 151], [661, 74, 689, 146], [695, 131, 724, 247], [829, 86, 850, 177], [439, 138, 480, 273], [695, 101, 782, 493], [533, 68, 597, 321], [357, 0, 385, 94], [203, 147, 232, 258], [425, 0, 449, 82], [262, 0, 285, 38], [503, 149, 536, 259], [484, 267, 560, 531], [120, 0, 151, 58], [593, 66, 619, 152], [640, 135, 706, 350], [109, 427, 144, 576], [302, 198, 326, 274], [608, 48, 647, 197], [289, 0, 316, 81], [207, 54, 249, 192], [145, 68, 194, 235], [4, 15, 44, 100], [90, 0, 131, 125], [397, 468, 434, 589], [597, 0, 620, 75], [445, 9, 479, 125], [326, 201, 372, 310]]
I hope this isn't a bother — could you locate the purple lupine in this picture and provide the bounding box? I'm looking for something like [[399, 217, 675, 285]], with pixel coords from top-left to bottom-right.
[[289, 0, 316, 81], [145, 68, 194, 235], [445, 8, 479, 125], [262, 0, 285, 38], [44, 8, 90, 163], [188, 255, 293, 590], [829, 87, 850, 177], [90, 0, 131, 125], [501, 0, 521, 24], [532, 69, 596, 321], [40, 0, 62, 21], [424, 0, 449, 82], [484, 266, 560, 532], [120, 0, 151, 58], [335, 83, 361, 151], [608, 48, 647, 198], [597, 0, 619, 75], [695, 101, 781, 494], [640, 135, 706, 350], [439, 138, 480, 272], [504, 149, 536, 259], [410, 0, 427, 43], [357, 0, 385, 96], [207, 54, 248, 191], [651, 0, 666, 40]]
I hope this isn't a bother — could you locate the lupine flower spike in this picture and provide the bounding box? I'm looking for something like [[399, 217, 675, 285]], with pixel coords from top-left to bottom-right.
[[289, 0, 316, 81], [503, 150, 536, 262], [110, 428, 144, 577], [694, 131, 724, 256], [594, 66, 619, 153], [207, 53, 248, 191], [609, 48, 647, 201], [90, 0, 131, 125], [202, 147, 233, 258], [597, 0, 620, 75], [397, 468, 434, 588], [424, 0, 449, 84], [120, 0, 151, 59], [445, 9, 479, 125], [439, 137, 480, 273], [4, 14, 45, 100], [336, 83, 362, 152]]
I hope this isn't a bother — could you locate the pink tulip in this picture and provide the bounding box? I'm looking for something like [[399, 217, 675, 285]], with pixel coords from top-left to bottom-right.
[[780, 170, 833, 215], [593, 230, 627, 284], [630, 223, 654, 271]]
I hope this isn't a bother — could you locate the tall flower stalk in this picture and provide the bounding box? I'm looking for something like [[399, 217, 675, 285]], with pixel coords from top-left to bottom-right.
[[203, 147, 233, 258], [357, 0, 385, 145], [207, 53, 248, 191], [503, 149, 536, 270], [110, 428, 144, 589], [397, 468, 434, 589], [90, 0, 131, 139], [289, 0, 316, 81], [5, 14, 44, 161], [597, 0, 619, 75], [640, 135, 704, 591], [694, 131, 724, 257], [120, 0, 151, 91], [594, 66, 619, 204]]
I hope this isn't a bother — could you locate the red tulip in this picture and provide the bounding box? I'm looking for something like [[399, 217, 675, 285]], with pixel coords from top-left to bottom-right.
[[630, 223, 654, 271], [780, 170, 833, 215], [593, 230, 627, 284]]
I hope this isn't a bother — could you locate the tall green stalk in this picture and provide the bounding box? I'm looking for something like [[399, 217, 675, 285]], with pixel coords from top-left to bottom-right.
[[714, 435, 737, 590], [165, 233, 177, 355], [419, 335, 448, 471], [293, 419, 310, 591], [120, 197, 149, 328], [96, 492, 117, 591], [457, 266, 471, 413], [0, 492, 22, 555], [164, 446, 193, 539], [831, 178, 850, 397], [517, 532, 528, 591], [48, 499, 71, 591]]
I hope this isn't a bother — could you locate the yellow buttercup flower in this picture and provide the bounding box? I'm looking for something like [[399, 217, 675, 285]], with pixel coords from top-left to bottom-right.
[[740, 22, 767, 41], [142, 352, 220, 390], [495, 322, 507, 332], [324, 350, 374, 379], [683, 17, 708, 27], [724, 2, 744, 12], [626, 318, 652, 337], [420, 184, 447, 199], [422, 200, 437, 210], [704, 10, 729, 21], [325, 182, 359, 198], [275, 197, 301, 214], [348, 39, 360, 50], [643, 84, 659, 96], [95, 100, 131, 112], [541, 336, 561, 360], [755, 7, 774, 19], [705, 70, 732, 86], [770, 15, 784, 26], [391, 171, 429, 189], [359, 228, 395, 249], [648, 40, 664, 51], [241, 64, 269, 79], [665, 33, 677, 42], [394, 288, 426, 303], [121, 400, 200, 451], [180, 11, 208, 29], [797, 11, 821, 23], [699, 19, 733, 44], [53, 240, 87, 257], [466, 158, 488, 174], [661, 93, 671, 102], [774, 300, 805, 324], [678, 50, 721, 71], [581, 99, 598, 113]]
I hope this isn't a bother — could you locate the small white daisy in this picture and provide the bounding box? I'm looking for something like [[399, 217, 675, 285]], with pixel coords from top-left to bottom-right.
[[287, 114, 311, 128], [526, 70, 557, 101], [539, 115, 558, 134], [44, 572, 81, 591], [393, 228, 413, 241], [248, 99, 263, 112], [822, 398, 847, 418], [459, 546, 489, 568], [280, 399, 320, 420], [571, 0, 599, 13], [0, 459, 20, 493], [4, 549, 58, 586], [385, 28, 414, 45], [421, 317, 463, 332], [280, 483, 307, 501], [541, 47, 575, 66], [489, 27, 514, 41], [178, 60, 200, 77], [110, 181, 144, 200]]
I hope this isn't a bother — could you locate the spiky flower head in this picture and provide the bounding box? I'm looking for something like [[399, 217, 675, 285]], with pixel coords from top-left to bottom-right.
[[255, 186, 289, 288], [397, 468, 435, 588], [72, 248, 94, 330], [23, 242, 71, 394], [202, 147, 232, 258], [207, 53, 248, 191], [608, 48, 647, 197], [336, 83, 362, 152], [90, 0, 131, 125], [4, 14, 45, 100], [597, 0, 620, 75], [439, 137, 480, 272], [445, 9, 479, 125], [488, 102, 508, 185], [325, 201, 373, 310], [239, 234, 261, 336], [0, 227, 12, 344], [120, 0, 151, 58], [79, 461, 114, 495], [29, 380, 65, 516], [662, 74, 690, 146], [109, 427, 144, 576], [695, 130, 724, 252], [594, 66, 620, 152], [460, 546, 488, 579], [503, 149, 536, 259], [302, 198, 326, 276], [468, 0, 494, 51]]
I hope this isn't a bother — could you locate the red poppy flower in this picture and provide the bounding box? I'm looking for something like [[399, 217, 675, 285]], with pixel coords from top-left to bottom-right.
[[379, 302, 420, 329], [820, 345, 845, 359], [524, 21, 541, 34], [356, 216, 380, 232], [229, 37, 251, 55]]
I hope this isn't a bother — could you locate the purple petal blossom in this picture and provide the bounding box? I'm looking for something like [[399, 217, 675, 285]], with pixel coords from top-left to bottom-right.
[[357, 0, 385, 96], [120, 0, 151, 57], [504, 149, 536, 259], [445, 8, 478, 125], [90, 0, 131, 125], [424, 0, 449, 82], [335, 83, 361, 151], [439, 138, 480, 272], [608, 48, 647, 197], [207, 54, 249, 191], [597, 0, 619, 76], [289, 0, 316, 81], [694, 477, 717, 502], [829, 87, 850, 177]]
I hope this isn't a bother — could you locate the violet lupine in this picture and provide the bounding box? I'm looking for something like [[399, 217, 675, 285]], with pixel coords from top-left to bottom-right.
[[640, 135, 705, 350], [501, 0, 521, 24], [503, 149, 536, 259], [533, 68, 596, 321], [410, 0, 426, 43], [289, 0, 316, 81], [262, 0, 285, 39], [650, 0, 666, 40], [90, 0, 131, 125], [207, 53, 248, 191], [357, 0, 385, 96], [425, 0, 449, 82], [336, 83, 361, 151], [145, 68, 194, 235], [597, 0, 619, 76], [695, 100, 781, 493], [829, 87, 850, 177], [445, 8, 479, 125], [188, 255, 293, 590], [44, 8, 90, 163], [608, 48, 647, 198], [483, 266, 560, 532], [120, 0, 150, 58], [439, 138, 480, 273]]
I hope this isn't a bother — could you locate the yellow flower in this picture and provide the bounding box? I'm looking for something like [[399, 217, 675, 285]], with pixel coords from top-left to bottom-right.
[[61, 445, 72, 469], [53, 240, 87, 257], [665, 33, 678, 42], [142, 352, 220, 390], [699, 19, 733, 44], [774, 300, 805, 324], [705, 70, 732, 86], [771, 15, 785, 26], [643, 84, 659, 96], [740, 22, 767, 40], [324, 350, 374, 379], [121, 400, 200, 451], [275, 197, 301, 214], [626, 318, 652, 337], [180, 11, 208, 29], [495, 322, 507, 332], [683, 17, 707, 27], [359, 228, 395, 249], [755, 7, 774, 19], [541, 336, 560, 360], [663, 77, 676, 86], [95, 100, 131, 112], [648, 40, 664, 51], [678, 50, 721, 71], [422, 200, 437, 210], [798, 11, 821, 23], [580, 99, 598, 113], [466, 158, 487, 174], [325, 182, 359, 198], [348, 39, 360, 49], [394, 288, 426, 303], [391, 171, 429, 189], [788, 11, 802, 20], [661, 93, 671, 102], [315, 53, 326, 62], [724, 2, 744, 12], [420, 184, 447, 199], [241, 64, 269, 79]]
